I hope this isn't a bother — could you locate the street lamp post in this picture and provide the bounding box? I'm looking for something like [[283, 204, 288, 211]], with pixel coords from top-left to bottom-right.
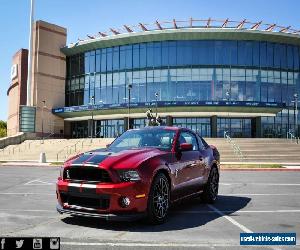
[[127, 84, 132, 130], [225, 90, 230, 135], [26, 0, 35, 106], [292, 93, 299, 144], [41, 100, 46, 144], [155, 92, 159, 118], [90, 96, 95, 142]]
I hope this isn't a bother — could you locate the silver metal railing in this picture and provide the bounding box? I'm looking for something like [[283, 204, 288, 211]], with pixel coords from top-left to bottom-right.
[[286, 131, 299, 144], [56, 139, 84, 162], [224, 131, 244, 161]]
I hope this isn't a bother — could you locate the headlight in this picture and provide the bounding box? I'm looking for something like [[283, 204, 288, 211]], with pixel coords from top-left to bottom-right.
[[118, 170, 141, 182]]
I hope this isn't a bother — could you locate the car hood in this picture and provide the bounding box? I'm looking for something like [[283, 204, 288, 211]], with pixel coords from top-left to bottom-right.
[[67, 147, 167, 169]]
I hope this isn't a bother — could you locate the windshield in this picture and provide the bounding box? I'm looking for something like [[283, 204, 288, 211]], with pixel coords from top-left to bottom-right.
[[108, 128, 176, 152]]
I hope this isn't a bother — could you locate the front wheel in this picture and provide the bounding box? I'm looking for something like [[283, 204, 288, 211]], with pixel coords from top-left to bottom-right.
[[146, 173, 170, 224], [201, 167, 219, 203]]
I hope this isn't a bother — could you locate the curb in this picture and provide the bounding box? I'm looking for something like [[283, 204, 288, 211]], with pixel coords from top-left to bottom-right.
[[0, 163, 60, 167]]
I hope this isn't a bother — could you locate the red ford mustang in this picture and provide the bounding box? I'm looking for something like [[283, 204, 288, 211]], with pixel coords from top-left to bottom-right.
[[56, 126, 220, 224]]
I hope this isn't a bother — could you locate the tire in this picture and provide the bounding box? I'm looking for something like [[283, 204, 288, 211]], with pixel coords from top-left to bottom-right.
[[201, 166, 219, 204], [146, 173, 170, 224]]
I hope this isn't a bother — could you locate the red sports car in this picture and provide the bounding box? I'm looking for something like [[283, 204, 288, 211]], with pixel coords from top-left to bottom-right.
[[56, 126, 220, 224]]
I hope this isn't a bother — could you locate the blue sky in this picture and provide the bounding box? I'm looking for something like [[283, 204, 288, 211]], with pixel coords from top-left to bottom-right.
[[0, 0, 299, 121]]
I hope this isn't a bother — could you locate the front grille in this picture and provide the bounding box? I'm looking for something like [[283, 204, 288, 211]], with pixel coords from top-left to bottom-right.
[[63, 166, 111, 183], [60, 192, 110, 209]]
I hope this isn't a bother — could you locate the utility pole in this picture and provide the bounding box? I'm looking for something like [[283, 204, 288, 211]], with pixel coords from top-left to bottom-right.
[[41, 100, 45, 144], [155, 92, 159, 118], [226, 90, 230, 135], [292, 93, 299, 144], [90, 96, 95, 142], [27, 0, 35, 106]]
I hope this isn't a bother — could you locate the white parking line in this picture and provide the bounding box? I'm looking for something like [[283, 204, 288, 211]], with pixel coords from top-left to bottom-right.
[[0, 193, 54, 195], [24, 179, 55, 185], [0, 192, 297, 196], [1, 208, 299, 214], [61, 241, 241, 247], [220, 193, 300, 196], [220, 183, 300, 186], [61, 241, 300, 248], [207, 204, 253, 233], [174, 209, 300, 214], [0, 209, 55, 212], [207, 205, 284, 250]]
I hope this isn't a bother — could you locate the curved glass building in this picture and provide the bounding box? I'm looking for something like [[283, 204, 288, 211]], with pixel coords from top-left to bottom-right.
[[53, 19, 300, 138]]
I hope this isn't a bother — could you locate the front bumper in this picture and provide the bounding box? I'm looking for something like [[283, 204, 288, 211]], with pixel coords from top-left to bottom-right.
[[56, 179, 150, 216], [56, 204, 146, 221]]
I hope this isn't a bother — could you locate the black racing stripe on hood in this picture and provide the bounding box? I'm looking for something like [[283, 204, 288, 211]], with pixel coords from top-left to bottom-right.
[[71, 154, 93, 165], [84, 154, 109, 165]]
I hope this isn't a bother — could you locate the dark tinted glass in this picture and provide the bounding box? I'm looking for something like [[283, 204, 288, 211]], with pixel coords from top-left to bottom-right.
[[109, 128, 176, 151]]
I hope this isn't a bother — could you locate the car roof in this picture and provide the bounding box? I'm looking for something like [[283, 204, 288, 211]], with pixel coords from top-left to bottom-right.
[[127, 126, 206, 139], [129, 126, 199, 133], [129, 126, 180, 131]]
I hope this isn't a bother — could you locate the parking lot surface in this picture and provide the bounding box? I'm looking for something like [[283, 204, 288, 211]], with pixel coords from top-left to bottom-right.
[[0, 165, 299, 249]]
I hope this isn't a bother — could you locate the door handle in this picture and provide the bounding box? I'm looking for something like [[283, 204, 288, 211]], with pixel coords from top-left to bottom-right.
[[199, 157, 203, 161]]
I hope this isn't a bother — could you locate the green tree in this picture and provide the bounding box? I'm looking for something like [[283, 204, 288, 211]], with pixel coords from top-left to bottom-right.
[[0, 120, 7, 138]]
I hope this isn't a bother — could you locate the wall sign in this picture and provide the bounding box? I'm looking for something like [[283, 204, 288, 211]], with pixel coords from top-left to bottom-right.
[[52, 101, 286, 114], [10, 64, 18, 80]]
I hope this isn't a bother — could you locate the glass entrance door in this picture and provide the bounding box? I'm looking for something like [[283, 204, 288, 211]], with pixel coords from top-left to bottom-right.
[[217, 118, 251, 138], [173, 117, 211, 137], [71, 121, 88, 138]]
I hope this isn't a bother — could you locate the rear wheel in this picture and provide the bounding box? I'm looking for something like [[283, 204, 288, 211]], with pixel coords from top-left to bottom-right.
[[201, 167, 219, 203], [146, 173, 170, 224]]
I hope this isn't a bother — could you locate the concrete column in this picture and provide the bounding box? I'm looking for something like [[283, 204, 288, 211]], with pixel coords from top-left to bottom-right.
[[211, 116, 217, 138], [256, 117, 262, 138], [87, 119, 93, 137], [252, 117, 262, 138], [124, 117, 133, 130], [64, 121, 71, 138], [166, 116, 173, 126]]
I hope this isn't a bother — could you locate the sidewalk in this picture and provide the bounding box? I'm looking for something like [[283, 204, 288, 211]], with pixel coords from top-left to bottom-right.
[[1, 160, 300, 170], [0, 161, 57, 167]]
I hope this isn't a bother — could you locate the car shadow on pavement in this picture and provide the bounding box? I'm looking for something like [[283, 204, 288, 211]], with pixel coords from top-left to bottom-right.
[[61, 195, 251, 232]]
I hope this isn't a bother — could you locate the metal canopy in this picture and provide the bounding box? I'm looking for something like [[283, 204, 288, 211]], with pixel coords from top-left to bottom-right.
[[62, 18, 300, 56], [54, 105, 283, 120]]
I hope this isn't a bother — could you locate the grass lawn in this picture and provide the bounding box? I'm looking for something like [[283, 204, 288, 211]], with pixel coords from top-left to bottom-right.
[[50, 162, 64, 166], [221, 164, 283, 169]]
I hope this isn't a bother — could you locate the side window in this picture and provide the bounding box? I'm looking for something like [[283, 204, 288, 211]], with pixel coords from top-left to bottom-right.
[[179, 132, 199, 151], [201, 137, 209, 149], [196, 135, 205, 150]]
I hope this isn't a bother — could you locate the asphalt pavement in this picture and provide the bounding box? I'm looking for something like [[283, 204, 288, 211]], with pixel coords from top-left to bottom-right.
[[0, 165, 299, 250]]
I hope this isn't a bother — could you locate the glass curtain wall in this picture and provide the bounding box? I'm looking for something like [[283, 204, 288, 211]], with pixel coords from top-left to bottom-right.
[[65, 40, 300, 138], [66, 40, 300, 107]]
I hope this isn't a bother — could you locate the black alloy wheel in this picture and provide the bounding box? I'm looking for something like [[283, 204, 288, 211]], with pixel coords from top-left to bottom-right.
[[147, 173, 170, 224], [201, 167, 219, 203]]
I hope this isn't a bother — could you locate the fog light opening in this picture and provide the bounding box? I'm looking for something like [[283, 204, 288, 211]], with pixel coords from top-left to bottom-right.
[[119, 197, 131, 208]]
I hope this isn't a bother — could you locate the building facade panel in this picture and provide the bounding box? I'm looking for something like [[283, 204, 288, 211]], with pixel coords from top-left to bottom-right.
[[31, 21, 67, 136], [7, 49, 28, 136]]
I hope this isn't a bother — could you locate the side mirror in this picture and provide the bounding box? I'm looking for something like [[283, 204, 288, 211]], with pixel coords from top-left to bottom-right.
[[180, 143, 193, 151]]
